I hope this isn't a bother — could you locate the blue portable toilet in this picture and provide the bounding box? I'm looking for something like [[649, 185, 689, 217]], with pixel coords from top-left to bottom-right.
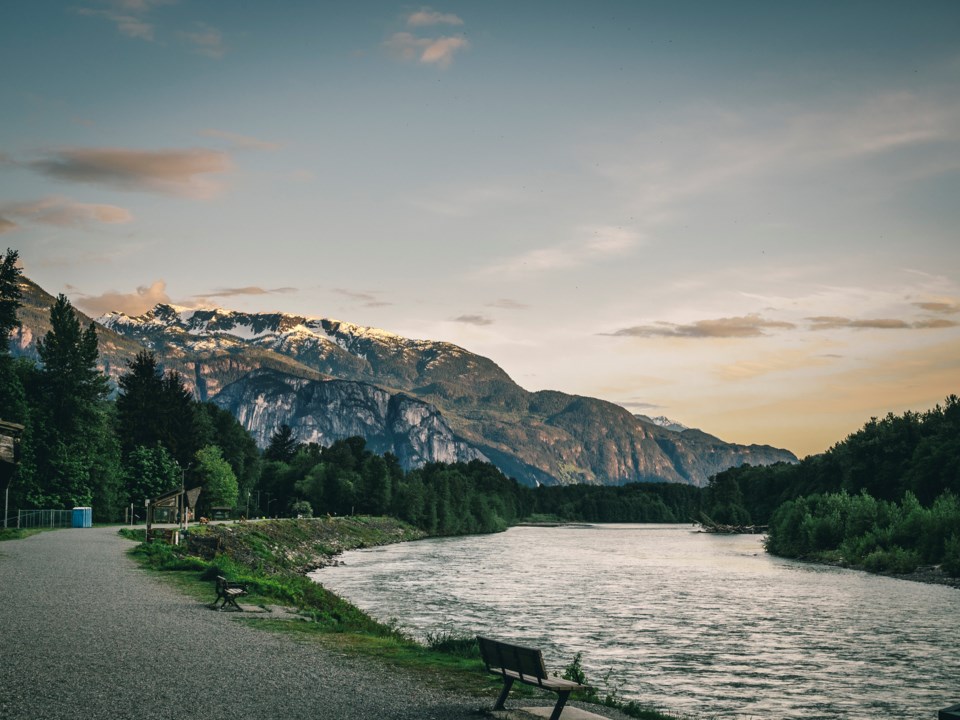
[[72, 507, 92, 528]]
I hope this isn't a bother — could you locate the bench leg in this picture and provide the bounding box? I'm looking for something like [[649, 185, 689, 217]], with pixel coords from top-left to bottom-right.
[[549, 690, 571, 720], [493, 676, 514, 710]]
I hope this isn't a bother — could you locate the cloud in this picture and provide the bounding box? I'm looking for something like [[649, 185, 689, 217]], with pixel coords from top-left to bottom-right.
[[486, 298, 529, 310], [914, 299, 960, 314], [201, 286, 296, 298], [0, 217, 17, 234], [0, 197, 133, 229], [333, 288, 392, 308], [179, 23, 225, 59], [384, 32, 469, 67], [199, 129, 280, 151], [807, 316, 957, 331], [76, 280, 171, 316], [31, 147, 232, 199], [605, 313, 797, 339], [76, 7, 155, 40], [75, 1, 176, 41], [453, 314, 493, 326], [617, 400, 663, 410], [407, 8, 464, 27], [484, 225, 641, 277]]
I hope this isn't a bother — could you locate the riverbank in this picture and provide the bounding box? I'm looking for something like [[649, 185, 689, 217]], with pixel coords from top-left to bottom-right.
[[133, 517, 677, 720]]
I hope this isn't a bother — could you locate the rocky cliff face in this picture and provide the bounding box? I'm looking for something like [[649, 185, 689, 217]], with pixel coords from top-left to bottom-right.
[[13, 281, 798, 486], [210, 369, 487, 470]]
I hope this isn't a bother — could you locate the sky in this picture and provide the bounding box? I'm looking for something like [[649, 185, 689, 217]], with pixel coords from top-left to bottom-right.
[[2, 1, 959, 458]]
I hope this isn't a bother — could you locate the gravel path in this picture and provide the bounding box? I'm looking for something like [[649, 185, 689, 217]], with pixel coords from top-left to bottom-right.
[[0, 527, 488, 720]]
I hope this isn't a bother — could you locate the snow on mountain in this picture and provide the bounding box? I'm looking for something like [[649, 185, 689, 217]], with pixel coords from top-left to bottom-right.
[[635, 414, 690, 433]]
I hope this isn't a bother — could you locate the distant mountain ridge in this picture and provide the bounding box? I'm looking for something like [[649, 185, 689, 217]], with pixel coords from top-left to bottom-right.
[[13, 279, 798, 486]]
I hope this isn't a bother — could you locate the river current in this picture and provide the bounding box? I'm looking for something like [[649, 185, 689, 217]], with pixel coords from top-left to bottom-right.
[[310, 524, 959, 719]]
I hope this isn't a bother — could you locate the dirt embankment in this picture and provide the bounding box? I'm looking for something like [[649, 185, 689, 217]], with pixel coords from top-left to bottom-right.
[[183, 516, 425, 574]]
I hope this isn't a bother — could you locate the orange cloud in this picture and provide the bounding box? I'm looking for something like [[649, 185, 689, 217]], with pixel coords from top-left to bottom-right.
[[606, 314, 796, 339], [0, 197, 133, 229], [31, 147, 232, 199], [76, 280, 171, 316]]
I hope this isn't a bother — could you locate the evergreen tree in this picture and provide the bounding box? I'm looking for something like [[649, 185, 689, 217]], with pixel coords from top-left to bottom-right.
[[265, 423, 299, 462], [19, 295, 119, 513], [116, 350, 165, 454], [0, 248, 26, 423], [115, 350, 197, 466], [0, 248, 22, 344], [35, 295, 108, 434]]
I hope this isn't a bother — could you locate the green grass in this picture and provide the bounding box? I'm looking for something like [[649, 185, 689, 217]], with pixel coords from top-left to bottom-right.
[[0, 528, 43, 541], [122, 518, 684, 720]]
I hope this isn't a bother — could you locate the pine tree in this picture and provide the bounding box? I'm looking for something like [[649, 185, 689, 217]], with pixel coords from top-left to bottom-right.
[[265, 423, 298, 462], [0, 248, 26, 423], [20, 295, 118, 512], [35, 295, 108, 435], [115, 350, 197, 466]]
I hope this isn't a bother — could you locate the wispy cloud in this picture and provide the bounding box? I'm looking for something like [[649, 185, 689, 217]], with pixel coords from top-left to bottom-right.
[[384, 32, 469, 68], [453, 314, 493, 326], [591, 91, 960, 226], [605, 314, 797, 339], [76, 279, 171, 317], [198, 129, 280, 151], [333, 288, 392, 308], [30, 147, 232, 199], [483, 225, 641, 277], [385, 7, 468, 68], [486, 298, 529, 310], [407, 8, 464, 27], [200, 286, 297, 298], [179, 23, 225, 59], [0, 217, 17, 234], [617, 399, 663, 410], [74, 0, 176, 42], [914, 299, 960, 314], [807, 316, 957, 331], [0, 196, 133, 229], [76, 7, 155, 40]]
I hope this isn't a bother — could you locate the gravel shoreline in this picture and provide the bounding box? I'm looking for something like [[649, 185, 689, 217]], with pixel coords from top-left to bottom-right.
[[0, 527, 635, 720]]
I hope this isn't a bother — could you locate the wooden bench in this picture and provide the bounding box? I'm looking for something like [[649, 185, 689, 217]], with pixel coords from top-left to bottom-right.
[[477, 636, 589, 720], [211, 575, 249, 612]]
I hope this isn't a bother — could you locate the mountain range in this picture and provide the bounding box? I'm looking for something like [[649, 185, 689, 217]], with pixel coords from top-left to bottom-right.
[[11, 277, 797, 486]]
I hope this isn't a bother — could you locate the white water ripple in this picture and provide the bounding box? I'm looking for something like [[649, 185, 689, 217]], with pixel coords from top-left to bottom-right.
[[310, 524, 960, 719]]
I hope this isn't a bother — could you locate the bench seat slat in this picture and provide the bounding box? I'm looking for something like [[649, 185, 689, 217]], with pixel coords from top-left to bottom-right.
[[488, 667, 587, 691]]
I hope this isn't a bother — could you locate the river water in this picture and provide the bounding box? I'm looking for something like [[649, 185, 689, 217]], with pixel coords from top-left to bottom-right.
[[310, 524, 960, 719]]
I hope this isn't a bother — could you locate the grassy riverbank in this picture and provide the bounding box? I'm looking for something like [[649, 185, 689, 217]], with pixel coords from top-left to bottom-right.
[[125, 517, 682, 720]]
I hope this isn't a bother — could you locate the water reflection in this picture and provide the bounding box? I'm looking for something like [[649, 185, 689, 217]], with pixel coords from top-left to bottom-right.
[[311, 524, 960, 719]]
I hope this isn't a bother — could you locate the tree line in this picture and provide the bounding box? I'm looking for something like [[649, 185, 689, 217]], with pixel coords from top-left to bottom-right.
[[701, 396, 960, 576], [5, 245, 956, 573], [0, 247, 697, 530]]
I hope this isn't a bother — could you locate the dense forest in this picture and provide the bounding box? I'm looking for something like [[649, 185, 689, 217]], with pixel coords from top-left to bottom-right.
[[704, 397, 960, 576], [2, 246, 958, 577]]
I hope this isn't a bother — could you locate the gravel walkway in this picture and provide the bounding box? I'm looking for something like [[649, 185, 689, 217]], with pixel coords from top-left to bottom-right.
[[0, 527, 488, 720]]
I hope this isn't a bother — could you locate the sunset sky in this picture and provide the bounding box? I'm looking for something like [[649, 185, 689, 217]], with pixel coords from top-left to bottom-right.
[[2, 1, 958, 457]]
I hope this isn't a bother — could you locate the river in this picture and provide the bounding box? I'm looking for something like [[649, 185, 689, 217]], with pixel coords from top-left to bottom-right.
[[310, 524, 960, 719]]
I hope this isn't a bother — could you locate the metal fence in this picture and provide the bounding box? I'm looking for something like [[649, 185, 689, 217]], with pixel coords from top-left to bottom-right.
[[15, 509, 74, 529]]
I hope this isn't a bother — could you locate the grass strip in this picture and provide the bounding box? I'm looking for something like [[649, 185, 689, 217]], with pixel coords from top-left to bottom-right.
[[121, 517, 685, 720]]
